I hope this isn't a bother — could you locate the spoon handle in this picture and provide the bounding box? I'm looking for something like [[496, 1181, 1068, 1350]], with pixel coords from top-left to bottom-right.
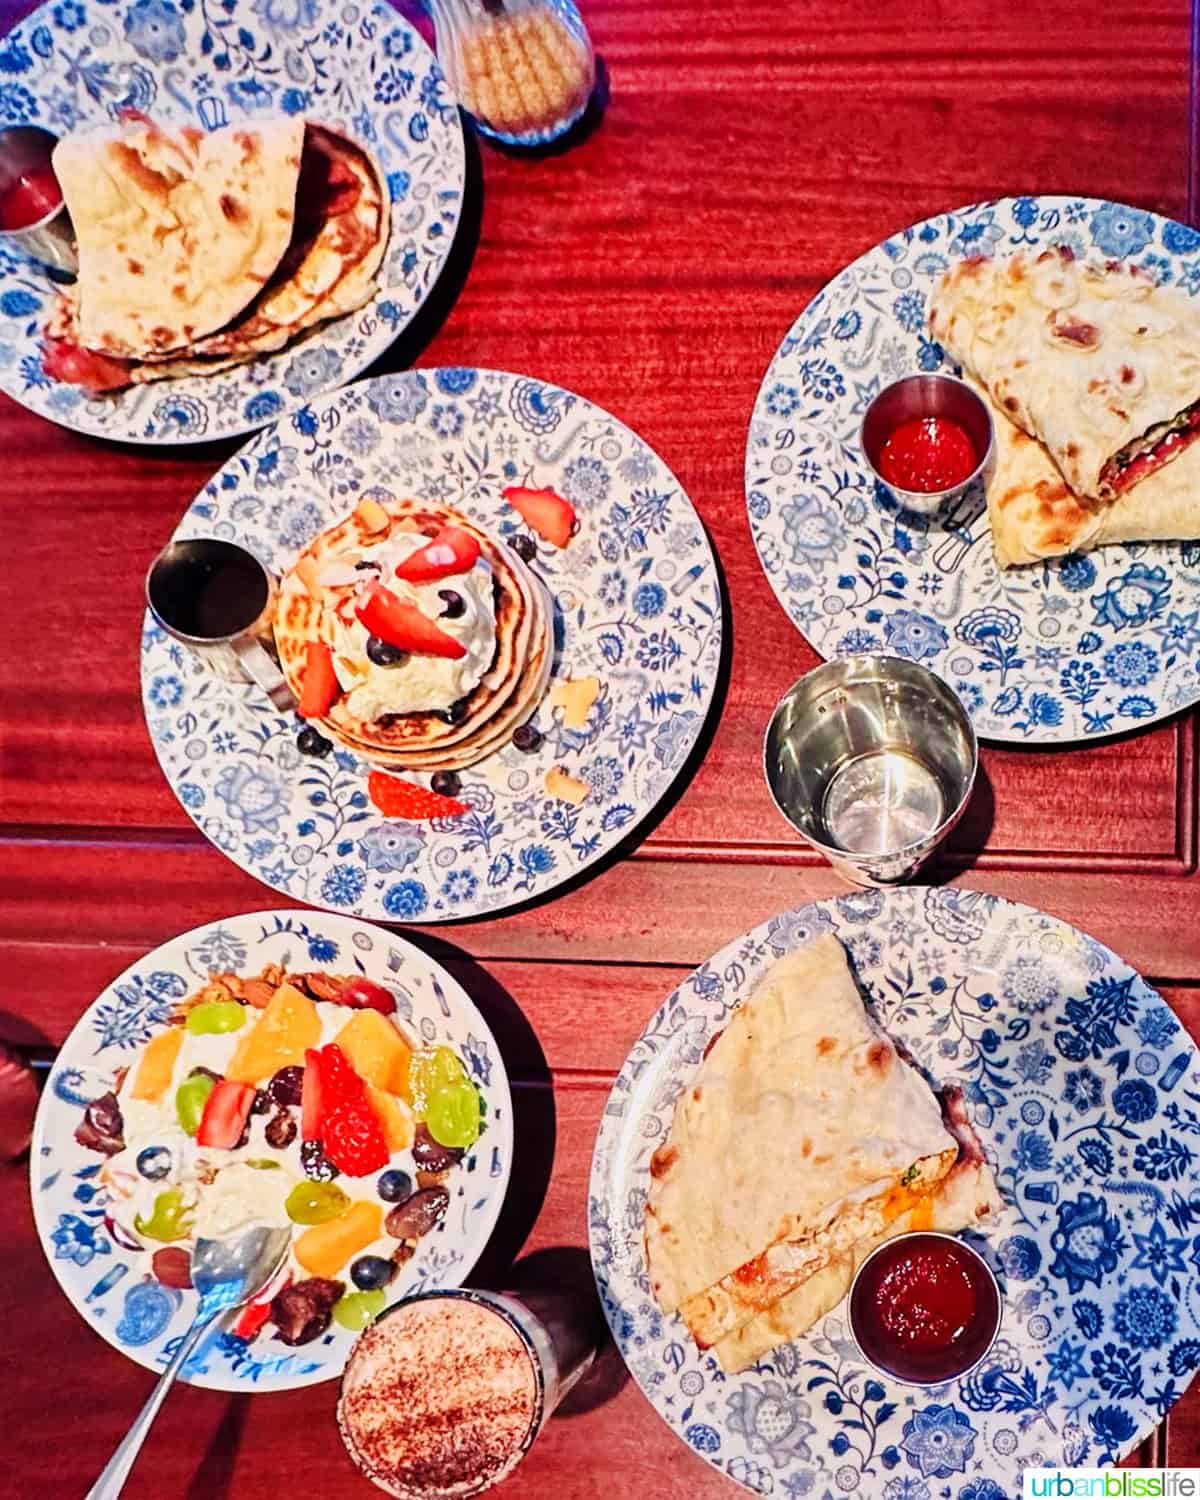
[[84, 1305, 221, 1500]]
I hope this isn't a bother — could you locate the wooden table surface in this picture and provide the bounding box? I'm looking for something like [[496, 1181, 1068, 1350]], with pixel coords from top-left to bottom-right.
[[2, 0, 1199, 1493]]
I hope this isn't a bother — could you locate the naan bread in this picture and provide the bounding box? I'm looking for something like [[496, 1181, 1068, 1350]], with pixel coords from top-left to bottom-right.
[[931, 250, 1200, 501], [53, 116, 304, 358], [644, 936, 959, 1342], [976, 379, 1200, 566], [713, 1090, 1001, 1372]]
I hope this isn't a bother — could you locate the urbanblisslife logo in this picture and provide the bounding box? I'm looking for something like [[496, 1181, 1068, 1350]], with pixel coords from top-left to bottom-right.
[[1025, 1473, 1200, 1497]]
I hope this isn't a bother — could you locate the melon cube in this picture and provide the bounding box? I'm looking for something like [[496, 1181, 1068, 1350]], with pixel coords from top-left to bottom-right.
[[294, 1200, 383, 1278], [225, 982, 322, 1085], [130, 1027, 185, 1102], [334, 1009, 412, 1097]]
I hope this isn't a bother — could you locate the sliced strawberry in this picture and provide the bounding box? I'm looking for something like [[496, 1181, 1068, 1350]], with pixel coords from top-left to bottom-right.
[[503, 485, 576, 548], [368, 770, 468, 821], [41, 336, 132, 394], [233, 1270, 291, 1341], [310, 1044, 390, 1177], [355, 582, 466, 660], [195, 1080, 257, 1149], [301, 1047, 324, 1140], [297, 640, 340, 719], [394, 526, 481, 585]]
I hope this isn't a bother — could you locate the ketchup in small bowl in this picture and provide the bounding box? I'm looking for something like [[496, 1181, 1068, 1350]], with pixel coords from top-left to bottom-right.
[[848, 1231, 1001, 1385], [0, 165, 62, 232], [860, 374, 994, 513]]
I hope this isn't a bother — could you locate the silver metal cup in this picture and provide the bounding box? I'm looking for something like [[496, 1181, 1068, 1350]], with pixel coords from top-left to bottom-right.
[[763, 654, 977, 886], [860, 372, 993, 515], [0, 126, 76, 277], [145, 538, 296, 711]]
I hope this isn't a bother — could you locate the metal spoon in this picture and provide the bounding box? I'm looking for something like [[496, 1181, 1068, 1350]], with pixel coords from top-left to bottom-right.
[[85, 1222, 291, 1500]]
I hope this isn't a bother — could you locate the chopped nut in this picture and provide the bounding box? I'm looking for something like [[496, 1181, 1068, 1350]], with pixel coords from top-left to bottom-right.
[[241, 978, 277, 1009], [550, 675, 600, 730], [545, 765, 589, 805], [286, 971, 348, 1003]]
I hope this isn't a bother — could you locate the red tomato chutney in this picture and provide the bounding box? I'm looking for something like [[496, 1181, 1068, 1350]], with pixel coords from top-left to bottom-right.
[[876, 416, 978, 494], [0, 167, 62, 232], [849, 1232, 1000, 1383]]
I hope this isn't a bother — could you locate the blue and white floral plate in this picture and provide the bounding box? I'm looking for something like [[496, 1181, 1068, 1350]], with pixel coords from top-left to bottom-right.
[[747, 196, 1200, 743], [30, 910, 513, 1391], [0, 0, 463, 442], [142, 369, 722, 920], [591, 889, 1200, 1495]]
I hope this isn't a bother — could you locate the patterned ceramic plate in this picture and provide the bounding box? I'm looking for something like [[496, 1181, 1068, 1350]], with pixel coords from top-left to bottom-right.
[[747, 196, 1200, 743], [591, 888, 1200, 1496], [31, 909, 513, 1391], [142, 369, 722, 920], [0, 0, 463, 442]]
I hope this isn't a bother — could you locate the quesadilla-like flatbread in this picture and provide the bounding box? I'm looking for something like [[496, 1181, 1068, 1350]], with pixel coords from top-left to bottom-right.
[[52, 115, 305, 359], [975, 377, 1200, 567], [644, 936, 962, 1349], [275, 499, 552, 771], [43, 121, 390, 394], [930, 249, 1200, 502], [713, 1087, 1000, 1372]]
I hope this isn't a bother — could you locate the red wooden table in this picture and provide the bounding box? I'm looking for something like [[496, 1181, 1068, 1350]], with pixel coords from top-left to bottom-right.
[[2, 0, 1199, 1492]]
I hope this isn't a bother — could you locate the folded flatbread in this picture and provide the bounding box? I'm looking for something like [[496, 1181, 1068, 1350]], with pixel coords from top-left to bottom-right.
[[644, 935, 964, 1351], [930, 249, 1200, 502], [53, 115, 305, 359], [713, 1088, 1000, 1372], [975, 378, 1200, 567], [44, 121, 390, 392], [275, 500, 552, 771]]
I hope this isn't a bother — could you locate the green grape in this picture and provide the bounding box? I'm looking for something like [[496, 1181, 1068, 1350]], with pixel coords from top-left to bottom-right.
[[175, 1073, 216, 1137], [425, 1078, 482, 1149], [408, 1046, 468, 1120], [333, 1289, 386, 1331], [185, 1000, 247, 1035], [135, 1188, 194, 1243], [245, 1159, 281, 1170], [285, 1180, 350, 1225]]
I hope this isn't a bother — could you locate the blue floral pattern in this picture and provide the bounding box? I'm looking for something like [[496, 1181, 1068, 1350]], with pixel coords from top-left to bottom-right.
[[590, 890, 1200, 1496], [32, 910, 513, 1392], [142, 371, 720, 920], [747, 196, 1200, 742], [0, 0, 464, 443]]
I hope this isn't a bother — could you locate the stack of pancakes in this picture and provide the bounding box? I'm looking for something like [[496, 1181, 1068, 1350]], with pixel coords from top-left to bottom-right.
[[275, 500, 554, 773], [44, 114, 389, 391]]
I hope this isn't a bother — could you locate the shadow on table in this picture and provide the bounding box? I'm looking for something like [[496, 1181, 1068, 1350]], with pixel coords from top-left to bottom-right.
[[427, 947, 557, 1282], [412, 527, 734, 929], [939, 758, 997, 880], [185, 1396, 248, 1500], [509, 1245, 628, 1417]]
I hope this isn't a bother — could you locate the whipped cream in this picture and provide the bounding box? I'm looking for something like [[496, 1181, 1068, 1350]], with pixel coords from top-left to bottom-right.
[[327, 532, 497, 721]]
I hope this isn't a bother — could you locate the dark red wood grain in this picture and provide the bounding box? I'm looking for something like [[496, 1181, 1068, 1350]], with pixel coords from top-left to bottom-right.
[[1, 0, 1198, 1490]]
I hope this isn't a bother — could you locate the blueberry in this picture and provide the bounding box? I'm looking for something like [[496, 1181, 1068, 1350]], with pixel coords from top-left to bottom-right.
[[350, 1254, 397, 1291], [507, 533, 536, 562], [512, 722, 543, 753], [297, 726, 332, 757], [431, 770, 461, 798], [366, 635, 408, 668], [354, 560, 380, 572], [250, 1089, 271, 1116], [300, 1139, 340, 1181], [377, 1168, 413, 1202], [438, 697, 469, 726], [437, 589, 465, 619], [136, 1146, 172, 1181]]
